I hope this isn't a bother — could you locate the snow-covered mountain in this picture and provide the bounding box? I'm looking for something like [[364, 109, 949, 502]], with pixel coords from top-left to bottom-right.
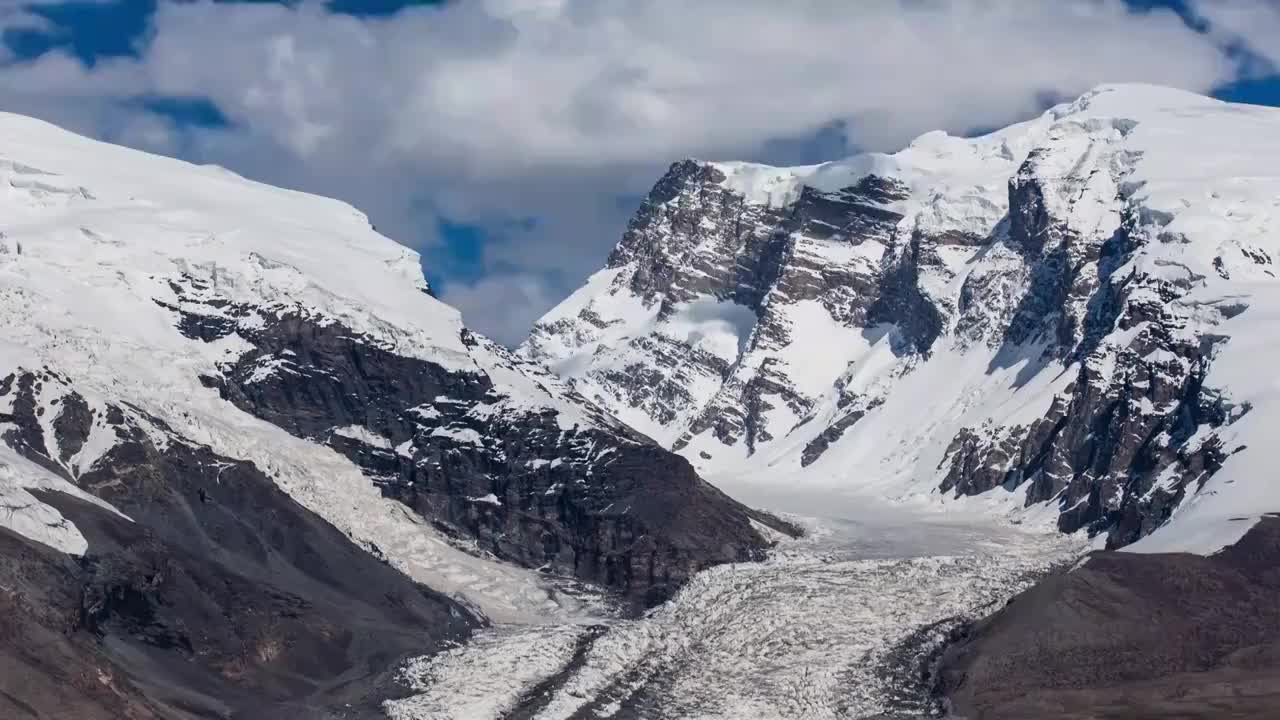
[[0, 111, 791, 716], [6, 82, 1280, 718], [522, 84, 1280, 554]]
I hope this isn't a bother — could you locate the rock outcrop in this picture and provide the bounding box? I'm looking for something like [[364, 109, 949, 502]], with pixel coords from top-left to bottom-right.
[[0, 369, 476, 719], [191, 304, 786, 607]]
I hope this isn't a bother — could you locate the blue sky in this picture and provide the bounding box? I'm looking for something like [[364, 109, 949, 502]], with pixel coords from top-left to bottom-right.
[[1, 0, 1279, 343]]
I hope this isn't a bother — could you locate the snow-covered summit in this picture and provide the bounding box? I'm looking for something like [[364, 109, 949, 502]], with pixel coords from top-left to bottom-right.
[[0, 110, 472, 370], [522, 84, 1280, 555], [699, 84, 1247, 238], [0, 109, 785, 616]]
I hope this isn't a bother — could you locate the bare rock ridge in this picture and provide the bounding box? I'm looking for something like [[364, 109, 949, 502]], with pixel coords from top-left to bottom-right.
[[196, 304, 788, 607], [0, 369, 476, 720], [522, 84, 1280, 554], [0, 111, 791, 717], [936, 516, 1280, 720]]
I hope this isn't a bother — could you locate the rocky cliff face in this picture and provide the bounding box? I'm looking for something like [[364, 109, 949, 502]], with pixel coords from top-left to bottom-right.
[[0, 370, 477, 719], [523, 84, 1280, 554], [188, 298, 783, 607]]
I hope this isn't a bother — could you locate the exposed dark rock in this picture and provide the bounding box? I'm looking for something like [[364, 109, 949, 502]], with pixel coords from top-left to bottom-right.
[[580, 160, 921, 454], [868, 232, 946, 356], [937, 150, 1241, 549], [199, 311, 793, 608], [800, 397, 882, 468], [0, 526, 172, 720], [51, 389, 93, 463], [940, 214, 1238, 547], [154, 274, 255, 343], [866, 615, 968, 719], [936, 517, 1280, 720], [2, 371, 67, 478], [600, 333, 730, 431], [0, 370, 478, 719], [501, 624, 610, 720]]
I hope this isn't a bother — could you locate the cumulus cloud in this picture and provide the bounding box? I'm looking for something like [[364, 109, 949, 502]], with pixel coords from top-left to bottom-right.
[[0, 0, 1253, 342], [1192, 0, 1280, 69], [136, 0, 1238, 169], [439, 271, 563, 348]]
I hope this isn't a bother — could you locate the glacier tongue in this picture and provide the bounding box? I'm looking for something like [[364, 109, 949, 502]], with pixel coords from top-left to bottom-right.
[[521, 84, 1280, 554], [387, 493, 1085, 719]]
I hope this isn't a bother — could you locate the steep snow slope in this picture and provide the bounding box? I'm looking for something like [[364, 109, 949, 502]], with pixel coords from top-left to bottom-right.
[[0, 112, 532, 616], [0, 108, 787, 622], [523, 84, 1280, 554]]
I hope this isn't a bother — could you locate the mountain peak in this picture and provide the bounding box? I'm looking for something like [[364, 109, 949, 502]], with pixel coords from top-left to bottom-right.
[[0, 107, 479, 372], [522, 85, 1280, 555], [0, 110, 792, 622], [1063, 82, 1228, 114]]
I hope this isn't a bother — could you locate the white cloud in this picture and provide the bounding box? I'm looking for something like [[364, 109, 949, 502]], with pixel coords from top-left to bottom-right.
[[438, 272, 561, 348], [0, 0, 1249, 343], [1192, 0, 1280, 69], [138, 0, 1238, 169]]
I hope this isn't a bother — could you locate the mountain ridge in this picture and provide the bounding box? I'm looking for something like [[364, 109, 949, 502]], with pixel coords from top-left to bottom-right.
[[0, 108, 794, 716], [521, 83, 1280, 555], [2, 82, 1280, 717]]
